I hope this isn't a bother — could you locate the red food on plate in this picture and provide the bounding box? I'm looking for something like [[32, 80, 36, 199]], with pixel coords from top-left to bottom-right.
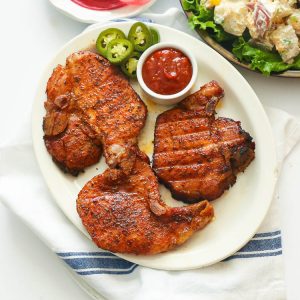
[[71, 0, 150, 10], [71, 0, 126, 11], [120, 0, 150, 5]]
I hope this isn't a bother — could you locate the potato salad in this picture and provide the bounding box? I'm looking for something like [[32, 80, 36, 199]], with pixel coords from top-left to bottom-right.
[[183, 0, 300, 75], [210, 0, 300, 63]]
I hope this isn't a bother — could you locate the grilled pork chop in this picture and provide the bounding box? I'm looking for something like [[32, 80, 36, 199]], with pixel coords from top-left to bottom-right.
[[152, 81, 255, 203], [77, 152, 214, 255], [43, 51, 147, 175]]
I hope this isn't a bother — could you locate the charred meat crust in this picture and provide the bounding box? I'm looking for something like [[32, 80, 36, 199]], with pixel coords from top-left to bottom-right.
[[43, 51, 147, 175], [43, 114, 102, 175], [152, 81, 255, 204], [77, 155, 214, 255]]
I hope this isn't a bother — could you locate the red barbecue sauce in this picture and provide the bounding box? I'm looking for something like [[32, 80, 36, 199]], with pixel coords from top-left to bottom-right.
[[142, 48, 193, 95], [71, 0, 126, 10]]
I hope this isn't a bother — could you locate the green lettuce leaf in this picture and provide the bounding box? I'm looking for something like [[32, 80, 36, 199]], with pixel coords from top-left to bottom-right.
[[182, 0, 199, 11], [233, 37, 300, 75], [183, 0, 234, 42], [293, 55, 300, 69]]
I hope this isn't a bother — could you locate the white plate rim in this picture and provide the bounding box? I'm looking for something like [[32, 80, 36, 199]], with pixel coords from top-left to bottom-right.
[[32, 22, 278, 270], [49, 0, 157, 23]]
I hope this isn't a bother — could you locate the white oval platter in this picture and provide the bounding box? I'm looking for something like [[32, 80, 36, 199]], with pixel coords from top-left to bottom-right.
[[32, 22, 277, 270]]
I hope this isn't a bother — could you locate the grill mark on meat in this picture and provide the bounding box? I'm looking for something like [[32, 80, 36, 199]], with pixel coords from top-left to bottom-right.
[[157, 110, 210, 122], [155, 132, 213, 152], [153, 148, 222, 168], [219, 138, 249, 147], [157, 120, 246, 140], [155, 159, 225, 172], [166, 130, 213, 140], [156, 116, 211, 128], [168, 172, 233, 184], [153, 144, 224, 168], [153, 144, 222, 158], [152, 80, 255, 203], [155, 158, 229, 181]]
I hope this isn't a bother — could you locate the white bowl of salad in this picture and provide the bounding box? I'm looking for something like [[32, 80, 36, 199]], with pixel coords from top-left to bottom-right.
[[181, 0, 300, 77]]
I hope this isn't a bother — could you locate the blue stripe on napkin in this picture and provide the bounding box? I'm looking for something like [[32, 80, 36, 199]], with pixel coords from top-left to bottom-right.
[[253, 230, 281, 238], [57, 251, 115, 257], [224, 230, 282, 261], [77, 264, 138, 276], [57, 230, 282, 275], [239, 236, 281, 252], [63, 256, 134, 270], [57, 252, 136, 275], [225, 250, 282, 261]]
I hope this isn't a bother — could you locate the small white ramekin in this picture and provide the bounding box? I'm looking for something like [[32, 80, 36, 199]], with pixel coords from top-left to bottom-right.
[[137, 42, 198, 105]]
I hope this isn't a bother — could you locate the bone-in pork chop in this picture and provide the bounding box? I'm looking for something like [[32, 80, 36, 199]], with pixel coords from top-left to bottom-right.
[[152, 81, 255, 203], [43, 51, 147, 175], [77, 152, 214, 255]]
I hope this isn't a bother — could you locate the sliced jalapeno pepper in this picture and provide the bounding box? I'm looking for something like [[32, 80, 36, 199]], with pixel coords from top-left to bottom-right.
[[150, 27, 160, 45], [96, 28, 126, 56], [128, 22, 152, 52], [106, 39, 133, 65], [121, 51, 141, 78]]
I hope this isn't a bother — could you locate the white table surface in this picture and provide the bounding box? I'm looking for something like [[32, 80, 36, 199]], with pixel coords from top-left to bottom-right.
[[0, 0, 299, 299]]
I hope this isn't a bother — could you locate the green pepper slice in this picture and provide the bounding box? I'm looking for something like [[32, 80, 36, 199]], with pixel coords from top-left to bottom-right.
[[128, 22, 152, 52], [121, 51, 141, 78], [96, 28, 126, 56], [150, 27, 160, 45], [106, 39, 133, 65]]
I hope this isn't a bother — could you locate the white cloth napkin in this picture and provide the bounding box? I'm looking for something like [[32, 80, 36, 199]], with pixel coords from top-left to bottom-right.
[[1, 8, 300, 300]]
